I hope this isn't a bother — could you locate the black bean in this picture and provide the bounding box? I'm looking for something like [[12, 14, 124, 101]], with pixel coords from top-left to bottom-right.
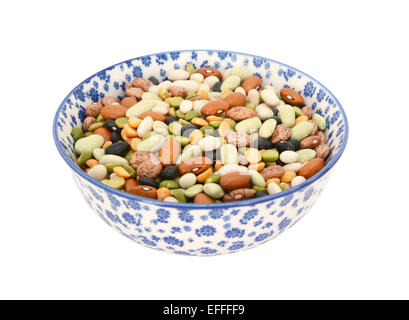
[[288, 139, 300, 151], [255, 138, 274, 150], [138, 177, 159, 188], [181, 124, 199, 137], [213, 81, 222, 92], [165, 116, 178, 125], [160, 165, 178, 180], [111, 131, 123, 143], [105, 119, 121, 132], [274, 141, 295, 153], [148, 76, 159, 85], [255, 192, 268, 198], [105, 141, 129, 156], [273, 108, 279, 116]]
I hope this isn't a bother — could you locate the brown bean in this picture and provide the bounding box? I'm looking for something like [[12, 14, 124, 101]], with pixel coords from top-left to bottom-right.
[[101, 96, 120, 106], [100, 105, 127, 120], [121, 96, 138, 108], [223, 188, 256, 202], [299, 158, 324, 178], [137, 157, 163, 178], [280, 88, 304, 106], [94, 127, 112, 143], [139, 111, 166, 122], [315, 144, 330, 159], [158, 138, 181, 166], [241, 76, 262, 94], [260, 165, 285, 180], [270, 124, 291, 144], [226, 106, 257, 121], [132, 78, 153, 91], [124, 178, 139, 193], [125, 87, 144, 100], [223, 92, 247, 108], [220, 172, 251, 191], [196, 67, 223, 80], [127, 185, 157, 199], [85, 102, 103, 117], [200, 100, 230, 116], [193, 193, 214, 204], [178, 157, 212, 175], [300, 135, 321, 149], [168, 86, 187, 97], [83, 116, 96, 131]]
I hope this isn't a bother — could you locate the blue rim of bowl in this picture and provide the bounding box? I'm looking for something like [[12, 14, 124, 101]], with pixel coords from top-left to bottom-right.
[[53, 49, 349, 209]]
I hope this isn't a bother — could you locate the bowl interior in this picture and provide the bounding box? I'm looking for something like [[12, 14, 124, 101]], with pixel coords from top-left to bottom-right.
[[54, 50, 348, 203]]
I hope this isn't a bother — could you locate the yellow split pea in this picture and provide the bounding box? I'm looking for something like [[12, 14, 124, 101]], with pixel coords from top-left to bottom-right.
[[281, 171, 297, 183], [113, 167, 131, 179], [197, 168, 213, 183], [189, 129, 203, 144], [245, 148, 262, 164], [191, 118, 209, 127]]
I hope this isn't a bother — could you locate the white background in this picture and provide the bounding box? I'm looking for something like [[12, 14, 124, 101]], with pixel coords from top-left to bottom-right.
[[1, 0, 408, 300]]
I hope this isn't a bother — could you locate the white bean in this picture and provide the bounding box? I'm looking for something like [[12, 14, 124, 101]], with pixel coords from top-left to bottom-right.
[[158, 80, 172, 90], [255, 103, 274, 120], [168, 69, 189, 81], [164, 196, 178, 202], [203, 75, 220, 89], [190, 73, 204, 82], [234, 87, 246, 95], [179, 100, 193, 113], [171, 80, 200, 93], [247, 89, 260, 105], [148, 85, 159, 95], [283, 162, 303, 172], [137, 116, 153, 138], [179, 173, 197, 189], [193, 100, 205, 114], [152, 120, 167, 131], [87, 164, 107, 181], [198, 136, 222, 151], [260, 88, 280, 107], [291, 176, 306, 187], [279, 150, 299, 164], [198, 83, 210, 92], [217, 164, 248, 176], [268, 182, 282, 195], [152, 105, 169, 115]]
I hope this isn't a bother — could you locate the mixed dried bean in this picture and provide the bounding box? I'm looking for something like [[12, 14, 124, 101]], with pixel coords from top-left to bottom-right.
[[72, 64, 330, 203]]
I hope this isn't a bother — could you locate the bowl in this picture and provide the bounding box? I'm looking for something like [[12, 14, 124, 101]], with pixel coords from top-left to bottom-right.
[[53, 50, 348, 256]]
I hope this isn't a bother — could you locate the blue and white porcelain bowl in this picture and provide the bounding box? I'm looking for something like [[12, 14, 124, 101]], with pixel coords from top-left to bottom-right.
[[53, 50, 348, 256]]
